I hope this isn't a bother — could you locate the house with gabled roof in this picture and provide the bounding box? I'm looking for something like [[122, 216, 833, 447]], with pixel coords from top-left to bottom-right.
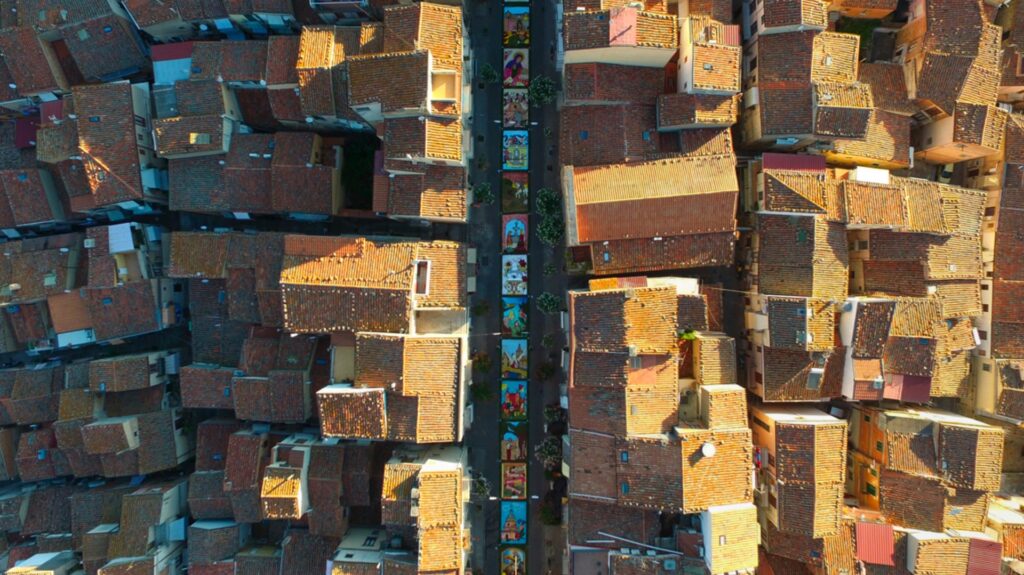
[[0, 27, 69, 115], [562, 154, 739, 275], [35, 82, 168, 217]]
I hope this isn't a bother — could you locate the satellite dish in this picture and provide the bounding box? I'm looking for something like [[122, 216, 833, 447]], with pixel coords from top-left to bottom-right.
[[701, 442, 716, 458]]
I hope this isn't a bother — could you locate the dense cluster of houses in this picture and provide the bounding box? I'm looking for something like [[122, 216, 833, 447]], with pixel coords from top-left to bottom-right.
[[560, 0, 1024, 574], [0, 0, 478, 574]]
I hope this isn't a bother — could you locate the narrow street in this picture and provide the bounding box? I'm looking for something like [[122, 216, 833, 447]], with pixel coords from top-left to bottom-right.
[[465, 0, 564, 573]]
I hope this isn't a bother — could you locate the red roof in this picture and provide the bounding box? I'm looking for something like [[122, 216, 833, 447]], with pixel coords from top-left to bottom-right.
[[151, 42, 194, 62], [967, 538, 1001, 575], [762, 152, 826, 171], [14, 118, 38, 149], [855, 522, 894, 566], [39, 100, 64, 124]]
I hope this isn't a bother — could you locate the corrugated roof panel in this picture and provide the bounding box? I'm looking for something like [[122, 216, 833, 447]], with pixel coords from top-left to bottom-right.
[[966, 537, 1001, 575], [855, 522, 895, 566], [762, 152, 826, 172]]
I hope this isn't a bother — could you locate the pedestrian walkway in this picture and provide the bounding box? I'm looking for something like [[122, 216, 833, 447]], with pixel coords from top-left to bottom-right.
[[497, 2, 532, 573]]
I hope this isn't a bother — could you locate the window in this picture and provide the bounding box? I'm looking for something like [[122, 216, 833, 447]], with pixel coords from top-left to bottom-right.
[[982, 363, 992, 372], [579, 131, 588, 141], [621, 482, 629, 494], [719, 535, 727, 546], [982, 304, 989, 312], [620, 451, 628, 463], [752, 416, 771, 432], [979, 330, 987, 341], [875, 440, 883, 452], [134, 114, 147, 127], [984, 206, 996, 217], [102, 25, 113, 33], [629, 355, 641, 369], [102, 297, 113, 305], [858, 240, 868, 250], [863, 415, 870, 422], [869, 468, 877, 477], [89, 116, 101, 123], [189, 133, 212, 145], [748, 57, 757, 72], [864, 483, 877, 496]]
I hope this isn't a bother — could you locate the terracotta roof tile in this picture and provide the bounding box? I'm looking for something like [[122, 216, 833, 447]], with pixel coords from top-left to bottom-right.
[[858, 62, 917, 116], [60, 15, 147, 82], [191, 41, 268, 83], [953, 103, 1007, 152], [196, 419, 243, 472], [189, 470, 234, 520], [811, 32, 861, 84], [318, 387, 387, 439], [383, 116, 462, 162], [569, 155, 737, 243], [762, 0, 827, 29], [690, 42, 741, 93], [0, 27, 64, 96], [71, 83, 144, 210], [560, 104, 658, 167], [347, 50, 429, 113], [383, 163, 466, 221], [280, 236, 464, 333], [564, 63, 665, 105], [657, 93, 738, 130], [267, 36, 300, 85]]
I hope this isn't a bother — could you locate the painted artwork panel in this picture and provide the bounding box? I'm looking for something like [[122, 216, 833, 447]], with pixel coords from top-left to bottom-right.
[[500, 547, 527, 575], [502, 214, 528, 254], [501, 172, 529, 213], [501, 339, 528, 380], [502, 130, 529, 171], [503, 89, 529, 128], [502, 296, 528, 337], [500, 501, 528, 543], [501, 463, 528, 501], [500, 420, 529, 462], [501, 379, 528, 419], [503, 7, 530, 47], [501, 255, 528, 296], [503, 48, 529, 87]]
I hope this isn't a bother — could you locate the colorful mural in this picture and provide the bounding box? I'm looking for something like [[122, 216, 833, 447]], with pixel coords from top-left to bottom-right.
[[501, 421, 528, 461], [502, 255, 528, 295], [503, 89, 529, 128], [500, 547, 526, 575], [502, 130, 529, 171], [501, 340, 528, 380], [502, 215, 528, 254], [503, 49, 529, 87], [501, 172, 529, 213], [500, 501, 528, 543], [501, 463, 528, 500], [501, 379, 527, 419], [503, 7, 530, 47], [502, 296, 528, 337]]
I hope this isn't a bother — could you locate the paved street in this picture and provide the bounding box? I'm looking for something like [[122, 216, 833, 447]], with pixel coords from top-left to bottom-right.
[[464, 1, 509, 572], [524, 1, 569, 574], [464, 0, 565, 573]]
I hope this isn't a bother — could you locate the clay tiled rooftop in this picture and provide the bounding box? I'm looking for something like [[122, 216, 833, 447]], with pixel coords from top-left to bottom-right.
[[762, 0, 828, 30], [566, 155, 737, 245], [564, 8, 678, 50], [279, 235, 465, 333], [71, 83, 144, 211]]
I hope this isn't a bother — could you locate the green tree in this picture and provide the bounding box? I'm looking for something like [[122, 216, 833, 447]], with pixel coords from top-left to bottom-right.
[[529, 75, 557, 106], [536, 187, 562, 217], [480, 62, 499, 84], [536, 292, 564, 315], [472, 182, 494, 205], [537, 215, 564, 247], [471, 473, 493, 500], [534, 435, 563, 469]]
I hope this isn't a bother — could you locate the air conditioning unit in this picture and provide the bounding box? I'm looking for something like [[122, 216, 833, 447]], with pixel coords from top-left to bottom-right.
[[409, 505, 419, 517]]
